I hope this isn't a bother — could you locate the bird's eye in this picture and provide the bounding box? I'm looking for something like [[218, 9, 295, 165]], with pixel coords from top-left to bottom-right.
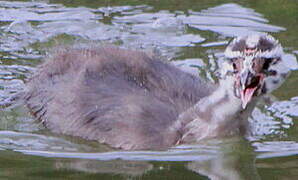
[[263, 58, 273, 70], [232, 62, 237, 70], [229, 58, 237, 62], [231, 59, 239, 73]]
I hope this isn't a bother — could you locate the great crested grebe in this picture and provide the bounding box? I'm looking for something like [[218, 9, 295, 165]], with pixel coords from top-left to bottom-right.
[[24, 34, 289, 150]]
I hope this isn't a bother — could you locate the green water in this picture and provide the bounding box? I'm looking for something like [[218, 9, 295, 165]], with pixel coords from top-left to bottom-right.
[[0, 0, 297, 179]]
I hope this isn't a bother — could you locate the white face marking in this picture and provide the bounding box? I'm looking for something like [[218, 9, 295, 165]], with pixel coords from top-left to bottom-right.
[[223, 33, 288, 97], [264, 60, 290, 93], [246, 34, 261, 48], [224, 33, 283, 59], [243, 56, 255, 73]]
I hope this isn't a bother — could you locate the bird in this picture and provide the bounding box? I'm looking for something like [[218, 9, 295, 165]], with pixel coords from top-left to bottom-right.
[[23, 34, 289, 150]]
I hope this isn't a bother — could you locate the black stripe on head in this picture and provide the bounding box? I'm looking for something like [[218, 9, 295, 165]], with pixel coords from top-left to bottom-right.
[[263, 58, 274, 70], [258, 37, 274, 51], [231, 39, 246, 51], [261, 83, 267, 94]]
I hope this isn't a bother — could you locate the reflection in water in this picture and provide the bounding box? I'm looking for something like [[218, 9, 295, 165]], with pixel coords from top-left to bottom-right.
[[29, 140, 296, 179], [1, 139, 297, 179], [0, 0, 297, 179], [55, 159, 153, 176], [188, 143, 261, 180], [16, 139, 263, 180]]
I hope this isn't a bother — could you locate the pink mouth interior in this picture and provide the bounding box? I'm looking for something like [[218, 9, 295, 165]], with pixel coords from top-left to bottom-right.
[[240, 86, 258, 109], [240, 75, 262, 109]]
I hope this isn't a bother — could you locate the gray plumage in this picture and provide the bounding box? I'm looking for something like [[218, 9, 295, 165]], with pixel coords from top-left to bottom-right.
[[23, 34, 288, 150], [24, 46, 215, 150]]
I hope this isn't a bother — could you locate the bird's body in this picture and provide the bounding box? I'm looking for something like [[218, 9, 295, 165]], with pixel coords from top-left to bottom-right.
[[25, 47, 216, 149], [24, 34, 289, 150]]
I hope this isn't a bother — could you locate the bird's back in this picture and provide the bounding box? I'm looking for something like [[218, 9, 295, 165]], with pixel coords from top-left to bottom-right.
[[24, 46, 215, 150]]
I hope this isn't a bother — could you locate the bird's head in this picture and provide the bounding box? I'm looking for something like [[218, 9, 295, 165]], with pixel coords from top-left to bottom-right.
[[221, 34, 289, 109]]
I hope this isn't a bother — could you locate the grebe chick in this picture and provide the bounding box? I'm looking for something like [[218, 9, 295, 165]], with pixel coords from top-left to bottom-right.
[[24, 34, 289, 150]]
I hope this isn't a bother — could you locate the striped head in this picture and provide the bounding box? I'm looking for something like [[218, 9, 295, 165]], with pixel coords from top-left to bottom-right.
[[223, 34, 289, 109]]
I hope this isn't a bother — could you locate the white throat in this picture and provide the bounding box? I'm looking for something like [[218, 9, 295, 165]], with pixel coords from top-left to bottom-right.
[[175, 76, 257, 143]]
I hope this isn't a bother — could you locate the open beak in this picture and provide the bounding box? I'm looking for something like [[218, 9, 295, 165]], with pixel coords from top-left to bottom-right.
[[238, 70, 262, 109]]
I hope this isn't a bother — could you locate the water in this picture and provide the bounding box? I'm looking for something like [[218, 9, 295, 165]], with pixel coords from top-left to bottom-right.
[[0, 0, 297, 179]]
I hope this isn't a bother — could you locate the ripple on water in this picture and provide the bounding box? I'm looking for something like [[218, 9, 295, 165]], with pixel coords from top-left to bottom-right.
[[254, 141, 298, 159], [0, 130, 92, 152], [0, 1, 297, 161], [16, 141, 221, 162], [0, 65, 34, 104], [96, 5, 151, 16], [184, 3, 285, 37], [0, 1, 287, 56]]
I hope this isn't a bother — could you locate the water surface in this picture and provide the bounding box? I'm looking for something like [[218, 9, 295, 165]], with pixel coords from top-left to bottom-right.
[[0, 0, 298, 179]]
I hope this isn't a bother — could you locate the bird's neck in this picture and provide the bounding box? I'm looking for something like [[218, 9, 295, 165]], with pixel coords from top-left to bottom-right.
[[175, 76, 257, 143]]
